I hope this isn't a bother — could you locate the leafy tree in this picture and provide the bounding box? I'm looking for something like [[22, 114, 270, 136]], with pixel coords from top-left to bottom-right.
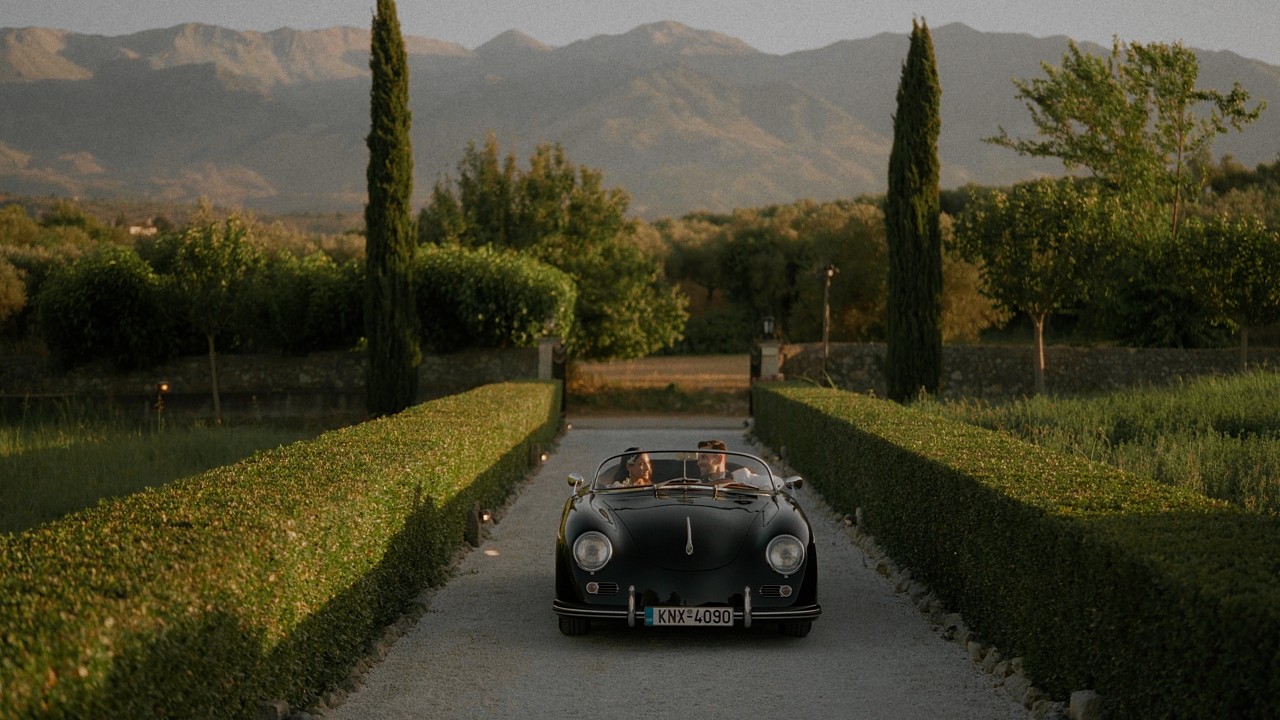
[[990, 39, 1264, 240], [718, 220, 811, 335], [365, 0, 420, 414], [421, 140, 686, 359], [415, 245, 576, 352], [0, 259, 25, 326], [885, 19, 943, 402], [1180, 216, 1280, 369], [658, 199, 1002, 351], [0, 205, 41, 246], [955, 178, 1113, 394], [1198, 154, 1280, 230], [248, 252, 364, 355], [36, 244, 175, 370], [162, 218, 263, 424]]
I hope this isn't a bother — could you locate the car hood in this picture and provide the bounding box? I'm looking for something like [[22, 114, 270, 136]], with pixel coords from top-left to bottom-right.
[[601, 493, 775, 571]]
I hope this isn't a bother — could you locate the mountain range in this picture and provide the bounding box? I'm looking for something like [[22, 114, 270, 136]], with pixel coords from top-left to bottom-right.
[[1, 21, 1278, 219]]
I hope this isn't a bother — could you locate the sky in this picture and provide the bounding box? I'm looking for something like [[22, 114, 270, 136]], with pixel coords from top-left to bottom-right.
[[4, 0, 1278, 67]]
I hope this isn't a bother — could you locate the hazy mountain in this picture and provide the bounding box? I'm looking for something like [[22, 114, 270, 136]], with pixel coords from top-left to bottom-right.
[[1, 21, 1276, 218]]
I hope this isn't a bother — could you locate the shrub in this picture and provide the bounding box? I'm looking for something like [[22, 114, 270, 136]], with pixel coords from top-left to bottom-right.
[[415, 245, 576, 352], [248, 252, 364, 354], [0, 381, 561, 719], [752, 383, 1280, 720], [35, 244, 179, 369]]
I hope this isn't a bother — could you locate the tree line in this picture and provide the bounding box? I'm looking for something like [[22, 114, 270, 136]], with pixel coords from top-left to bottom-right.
[[2, 27, 1277, 401]]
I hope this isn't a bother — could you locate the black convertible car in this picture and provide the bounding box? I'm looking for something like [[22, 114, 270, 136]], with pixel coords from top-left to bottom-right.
[[553, 448, 820, 636]]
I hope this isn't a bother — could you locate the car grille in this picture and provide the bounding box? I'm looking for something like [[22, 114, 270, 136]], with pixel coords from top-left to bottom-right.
[[585, 582, 620, 596], [758, 585, 793, 598]]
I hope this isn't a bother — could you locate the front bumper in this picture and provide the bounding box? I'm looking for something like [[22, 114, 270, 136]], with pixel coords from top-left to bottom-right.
[[553, 585, 821, 628]]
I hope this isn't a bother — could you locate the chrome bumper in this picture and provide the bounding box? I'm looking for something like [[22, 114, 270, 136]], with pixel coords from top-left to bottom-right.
[[553, 585, 821, 628]]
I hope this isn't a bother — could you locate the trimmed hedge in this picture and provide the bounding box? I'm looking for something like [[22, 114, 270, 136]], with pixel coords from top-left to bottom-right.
[[752, 383, 1280, 720], [0, 381, 560, 719]]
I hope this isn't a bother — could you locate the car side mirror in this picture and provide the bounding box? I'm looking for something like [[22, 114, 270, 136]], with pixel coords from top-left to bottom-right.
[[568, 473, 588, 494], [783, 475, 803, 490]]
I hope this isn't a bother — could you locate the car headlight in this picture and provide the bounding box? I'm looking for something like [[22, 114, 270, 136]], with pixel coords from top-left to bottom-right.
[[572, 531, 612, 572], [766, 535, 805, 575]]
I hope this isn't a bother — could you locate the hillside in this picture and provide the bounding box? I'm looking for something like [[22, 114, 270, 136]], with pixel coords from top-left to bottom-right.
[[1, 21, 1277, 218]]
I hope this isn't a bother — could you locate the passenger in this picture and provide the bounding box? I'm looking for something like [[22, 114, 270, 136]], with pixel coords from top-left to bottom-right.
[[613, 447, 653, 487]]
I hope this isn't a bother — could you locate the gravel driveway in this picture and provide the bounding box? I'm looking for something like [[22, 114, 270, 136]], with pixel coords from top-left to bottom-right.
[[323, 416, 1032, 720]]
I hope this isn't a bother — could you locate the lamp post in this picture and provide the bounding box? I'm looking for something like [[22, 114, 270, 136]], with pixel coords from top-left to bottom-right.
[[762, 315, 774, 339], [155, 381, 171, 429], [822, 265, 838, 372]]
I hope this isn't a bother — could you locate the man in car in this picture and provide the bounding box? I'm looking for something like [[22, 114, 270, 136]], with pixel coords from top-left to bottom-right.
[[697, 439, 731, 482]]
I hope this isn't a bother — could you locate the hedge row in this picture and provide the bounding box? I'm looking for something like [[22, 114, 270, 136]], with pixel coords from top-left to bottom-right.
[[0, 381, 561, 719], [32, 242, 576, 371], [751, 383, 1280, 720]]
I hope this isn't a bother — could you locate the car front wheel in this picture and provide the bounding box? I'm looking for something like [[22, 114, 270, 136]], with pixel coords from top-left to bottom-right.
[[778, 620, 811, 638], [559, 616, 591, 636]]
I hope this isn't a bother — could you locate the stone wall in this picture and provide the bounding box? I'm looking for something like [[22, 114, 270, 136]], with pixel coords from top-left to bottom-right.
[[778, 342, 1280, 400], [0, 348, 539, 422]]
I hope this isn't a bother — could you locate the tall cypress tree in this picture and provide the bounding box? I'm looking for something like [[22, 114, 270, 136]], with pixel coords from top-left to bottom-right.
[[885, 19, 942, 403], [365, 0, 420, 414]]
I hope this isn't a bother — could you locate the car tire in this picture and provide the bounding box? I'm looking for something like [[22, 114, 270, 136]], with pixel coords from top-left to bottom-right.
[[559, 616, 591, 636], [778, 621, 812, 638]]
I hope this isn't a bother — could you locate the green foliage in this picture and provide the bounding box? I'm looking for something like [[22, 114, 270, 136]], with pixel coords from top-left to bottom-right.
[[718, 220, 812, 332], [364, 0, 420, 413], [1, 419, 318, 534], [954, 177, 1117, 391], [1179, 215, 1280, 364], [660, 199, 1000, 348], [159, 218, 263, 345], [991, 39, 1264, 238], [415, 245, 576, 352], [928, 371, 1280, 512], [0, 204, 41, 246], [0, 258, 25, 325], [248, 252, 364, 354], [155, 218, 264, 423], [37, 199, 127, 244], [1091, 229, 1227, 348], [35, 244, 177, 370], [885, 19, 943, 401], [675, 306, 756, 354], [421, 137, 687, 360], [0, 381, 561, 719], [752, 383, 1280, 719]]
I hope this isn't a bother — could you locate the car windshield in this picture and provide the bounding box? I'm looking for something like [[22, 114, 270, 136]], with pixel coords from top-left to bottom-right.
[[591, 449, 777, 492]]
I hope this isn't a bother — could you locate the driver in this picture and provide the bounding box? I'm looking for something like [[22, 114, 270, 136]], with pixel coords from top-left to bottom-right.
[[697, 439, 731, 483]]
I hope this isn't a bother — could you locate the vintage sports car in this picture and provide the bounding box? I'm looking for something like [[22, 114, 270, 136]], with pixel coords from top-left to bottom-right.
[[553, 448, 820, 636]]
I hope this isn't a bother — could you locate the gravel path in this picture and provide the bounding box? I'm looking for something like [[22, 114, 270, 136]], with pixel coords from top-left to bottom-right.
[[323, 417, 1032, 720]]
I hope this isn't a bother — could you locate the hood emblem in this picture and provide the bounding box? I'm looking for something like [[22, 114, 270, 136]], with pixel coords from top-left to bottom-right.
[[685, 517, 694, 555]]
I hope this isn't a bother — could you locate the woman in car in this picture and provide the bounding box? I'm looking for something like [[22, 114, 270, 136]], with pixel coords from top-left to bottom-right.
[[612, 447, 653, 487]]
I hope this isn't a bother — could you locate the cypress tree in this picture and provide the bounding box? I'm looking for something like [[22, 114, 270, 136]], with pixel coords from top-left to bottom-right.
[[885, 19, 942, 403], [365, 0, 420, 414]]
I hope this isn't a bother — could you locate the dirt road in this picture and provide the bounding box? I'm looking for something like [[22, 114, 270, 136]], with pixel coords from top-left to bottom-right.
[[323, 417, 1032, 720]]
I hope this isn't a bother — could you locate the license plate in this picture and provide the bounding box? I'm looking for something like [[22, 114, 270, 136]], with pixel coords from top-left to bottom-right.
[[644, 606, 734, 627]]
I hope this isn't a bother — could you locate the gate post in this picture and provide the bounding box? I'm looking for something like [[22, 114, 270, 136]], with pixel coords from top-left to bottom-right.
[[539, 336, 567, 414]]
